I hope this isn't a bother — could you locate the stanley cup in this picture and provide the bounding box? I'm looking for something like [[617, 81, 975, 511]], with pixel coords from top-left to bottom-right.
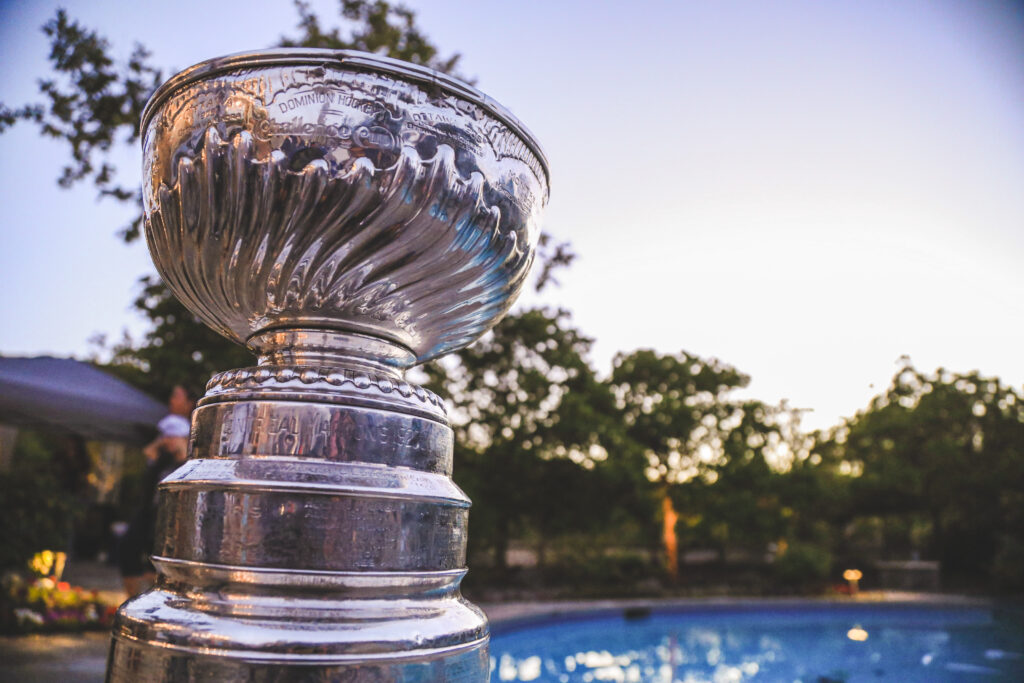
[[106, 49, 548, 681]]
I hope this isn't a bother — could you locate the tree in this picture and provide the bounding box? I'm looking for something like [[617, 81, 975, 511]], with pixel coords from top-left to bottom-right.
[[816, 358, 1024, 584], [1, 2, 466, 242], [703, 401, 793, 558], [425, 308, 638, 572], [774, 420, 850, 569], [280, 0, 463, 74], [609, 349, 750, 580], [2, 1, 574, 397]]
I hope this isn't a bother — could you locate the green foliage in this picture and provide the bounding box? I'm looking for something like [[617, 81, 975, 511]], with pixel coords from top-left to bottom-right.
[[0, 10, 161, 240], [534, 232, 577, 293], [814, 358, 1024, 583], [1, 2, 459, 242], [0, 432, 78, 573], [542, 541, 651, 591], [281, 0, 464, 76], [611, 351, 786, 562], [0, 473, 70, 571], [429, 308, 642, 568], [772, 541, 833, 591], [992, 533, 1024, 591], [102, 275, 253, 397], [702, 402, 807, 550], [611, 349, 749, 485]]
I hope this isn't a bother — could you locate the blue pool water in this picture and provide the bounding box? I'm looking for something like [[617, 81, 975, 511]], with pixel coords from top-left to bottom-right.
[[489, 603, 1024, 682]]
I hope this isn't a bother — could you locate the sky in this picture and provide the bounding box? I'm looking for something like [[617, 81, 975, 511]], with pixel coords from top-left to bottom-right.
[[1, 0, 1023, 431]]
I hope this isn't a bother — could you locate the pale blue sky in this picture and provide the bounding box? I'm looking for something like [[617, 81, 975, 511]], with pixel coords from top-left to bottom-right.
[[1, 0, 1022, 430]]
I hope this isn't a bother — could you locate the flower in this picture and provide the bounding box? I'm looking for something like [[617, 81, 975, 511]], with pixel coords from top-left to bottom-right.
[[5, 553, 119, 634], [29, 551, 55, 577]]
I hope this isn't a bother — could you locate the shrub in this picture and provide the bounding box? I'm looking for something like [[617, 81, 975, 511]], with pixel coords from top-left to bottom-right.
[[772, 541, 833, 591], [992, 534, 1024, 591], [0, 469, 76, 572]]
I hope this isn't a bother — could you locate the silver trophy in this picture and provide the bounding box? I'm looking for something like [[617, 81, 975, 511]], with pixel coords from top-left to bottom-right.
[[106, 49, 548, 681]]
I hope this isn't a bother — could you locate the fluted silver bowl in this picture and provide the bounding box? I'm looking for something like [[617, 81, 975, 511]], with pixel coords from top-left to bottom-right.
[[141, 49, 549, 365]]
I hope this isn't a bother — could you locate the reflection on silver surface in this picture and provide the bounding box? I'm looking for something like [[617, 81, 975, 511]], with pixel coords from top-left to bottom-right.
[[141, 49, 547, 365], [107, 48, 547, 681]]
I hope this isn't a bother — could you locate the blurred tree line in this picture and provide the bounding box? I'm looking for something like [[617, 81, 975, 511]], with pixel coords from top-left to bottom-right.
[[2, 2, 1022, 594]]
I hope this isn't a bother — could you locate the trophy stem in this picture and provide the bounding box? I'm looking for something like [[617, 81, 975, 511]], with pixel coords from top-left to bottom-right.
[[106, 349, 488, 681], [250, 328, 417, 377]]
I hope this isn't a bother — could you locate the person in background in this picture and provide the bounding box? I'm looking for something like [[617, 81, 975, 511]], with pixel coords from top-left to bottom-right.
[[118, 385, 194, 596]]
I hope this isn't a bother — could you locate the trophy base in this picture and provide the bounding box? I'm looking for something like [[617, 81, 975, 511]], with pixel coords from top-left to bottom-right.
[[106, 586, 488, 682], [108, 638, 487, 681], [107, 648, 488, 683], [106, 357, 488, 682]]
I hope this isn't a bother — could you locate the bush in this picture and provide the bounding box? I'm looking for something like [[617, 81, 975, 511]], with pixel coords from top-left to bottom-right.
[[772, 542, 833, 591], [0, 469, 77, 572], [545, 552, 651, 589], [992, 534, 1024, 592]]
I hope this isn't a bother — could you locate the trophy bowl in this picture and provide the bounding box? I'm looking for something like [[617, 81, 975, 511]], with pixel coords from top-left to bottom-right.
[[141, 49, 549, 367], [107, 49, 550, 681]]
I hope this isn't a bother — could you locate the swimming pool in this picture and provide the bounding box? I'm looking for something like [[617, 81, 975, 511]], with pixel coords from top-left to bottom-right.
[[489, 603, 1024, 682]]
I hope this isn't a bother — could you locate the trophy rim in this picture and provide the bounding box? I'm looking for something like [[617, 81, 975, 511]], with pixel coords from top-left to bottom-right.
[[140, 47, 549, 184]]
